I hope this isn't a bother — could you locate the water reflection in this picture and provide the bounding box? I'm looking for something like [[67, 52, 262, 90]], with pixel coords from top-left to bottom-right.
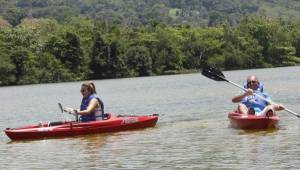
[[76, 134, 108, 150], [238, 127, 280, 136]]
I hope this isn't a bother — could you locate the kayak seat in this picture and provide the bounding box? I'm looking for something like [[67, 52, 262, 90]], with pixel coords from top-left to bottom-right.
[[48, 121, 64, 126], [102, 113, 110, 120], [248, 108, 255, 115], [266, 110, 274, 117]]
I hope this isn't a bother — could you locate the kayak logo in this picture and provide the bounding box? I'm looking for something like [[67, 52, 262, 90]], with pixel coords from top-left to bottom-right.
[[121, 118, 138, 125], [37, 127, 54, 132]]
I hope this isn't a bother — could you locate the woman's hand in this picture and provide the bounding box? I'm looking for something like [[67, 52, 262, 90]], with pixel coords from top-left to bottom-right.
[[63, 107, 73, 113], [63, 107, 78, 115]]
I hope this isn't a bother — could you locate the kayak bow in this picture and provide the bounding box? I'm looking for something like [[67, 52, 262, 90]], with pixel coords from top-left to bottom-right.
[[5, 113, 159, 140], [228, 112, 279, 129]]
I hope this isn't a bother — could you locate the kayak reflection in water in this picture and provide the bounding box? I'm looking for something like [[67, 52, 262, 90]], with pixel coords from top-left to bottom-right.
[[64, 81, 105, 122], [232, 75, 285, 116]]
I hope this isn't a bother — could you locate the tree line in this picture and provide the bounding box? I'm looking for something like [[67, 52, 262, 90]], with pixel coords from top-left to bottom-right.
[[1, 16, 300, 86]]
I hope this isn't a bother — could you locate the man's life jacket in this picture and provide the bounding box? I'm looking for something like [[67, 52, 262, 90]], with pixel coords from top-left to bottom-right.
[[80, 94, 104, 122], [242, 82, 269, 112]]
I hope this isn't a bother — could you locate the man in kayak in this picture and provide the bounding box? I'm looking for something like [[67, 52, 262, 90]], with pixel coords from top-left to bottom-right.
[[64, 81, 105, 122], [232, 75, 284, 116]]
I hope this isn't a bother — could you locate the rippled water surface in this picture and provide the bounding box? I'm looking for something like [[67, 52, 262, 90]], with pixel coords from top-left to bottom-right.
[[1, 66, 300, 169]]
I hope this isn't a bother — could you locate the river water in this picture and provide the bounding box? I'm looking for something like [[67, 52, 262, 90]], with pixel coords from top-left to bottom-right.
[[0, 66, 300, 169]]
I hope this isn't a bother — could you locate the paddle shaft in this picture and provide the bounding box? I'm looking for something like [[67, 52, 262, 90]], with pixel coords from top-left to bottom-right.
[[58, 103, 64, 113]]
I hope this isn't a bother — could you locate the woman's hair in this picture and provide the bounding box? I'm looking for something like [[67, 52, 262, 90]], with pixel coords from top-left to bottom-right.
[[82, 81, 97, 94]]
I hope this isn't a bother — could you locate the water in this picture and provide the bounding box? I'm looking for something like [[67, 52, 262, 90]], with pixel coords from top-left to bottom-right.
[[0, 66, 300, 169]]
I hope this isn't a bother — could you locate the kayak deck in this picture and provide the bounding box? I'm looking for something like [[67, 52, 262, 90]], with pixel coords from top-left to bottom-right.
[[228, 112, 279, 130], [5, 113, 159, 140]]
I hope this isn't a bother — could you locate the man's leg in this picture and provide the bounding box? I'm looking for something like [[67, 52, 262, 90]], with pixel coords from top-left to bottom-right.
[[238, 103, 248, 115], [256, 105, 275, 116]]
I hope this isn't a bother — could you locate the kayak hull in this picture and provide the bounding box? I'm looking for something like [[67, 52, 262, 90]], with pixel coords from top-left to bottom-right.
[[5, 113, 158, 140], [228, 112, 279, 130]]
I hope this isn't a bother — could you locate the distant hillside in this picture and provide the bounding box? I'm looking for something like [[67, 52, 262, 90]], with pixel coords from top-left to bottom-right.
[[258, 0, 300, 23], [1, 0, 300, 27]]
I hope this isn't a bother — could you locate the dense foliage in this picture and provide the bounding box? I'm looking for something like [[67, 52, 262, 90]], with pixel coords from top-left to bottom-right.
[[1, 16, 300, 86], [1, 0, 300, 86]]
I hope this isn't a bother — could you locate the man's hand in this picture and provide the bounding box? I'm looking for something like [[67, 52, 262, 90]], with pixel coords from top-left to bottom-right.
[[245, 88, 254, 96], [275, 104, 285, 111]]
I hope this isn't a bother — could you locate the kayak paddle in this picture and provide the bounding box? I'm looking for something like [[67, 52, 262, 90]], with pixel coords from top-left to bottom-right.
[[201, 66, 300, 118], [58, 103, 64, 113]]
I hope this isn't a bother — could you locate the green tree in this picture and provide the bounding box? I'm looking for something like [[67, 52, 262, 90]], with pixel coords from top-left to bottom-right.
[[63, 32, 84, 72], [239, 17, 297, 67], [10, 48, 29, 83], [182, 27, 224, 69], [7, 48, 41, 85], [125, 46, 152, 77], [153, 26, 184, 74], [4, 7, 26, 27], [208, 11, 225, 27], [293, 29, 300, 57], [35, 53, 74, 83], [89, 33, 110, 79], [44, 32, 85, 79], [222, 22, 263, 69], [0, 53, 15, 85], [108, 41, 128, 78]]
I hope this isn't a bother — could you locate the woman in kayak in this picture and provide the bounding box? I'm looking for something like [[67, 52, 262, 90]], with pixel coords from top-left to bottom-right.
[[64, 81, 104, 122], [232, 75, 284, 116]]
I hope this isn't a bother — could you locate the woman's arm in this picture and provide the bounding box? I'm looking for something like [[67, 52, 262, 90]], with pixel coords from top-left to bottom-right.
[[76, 98, 99, 115]]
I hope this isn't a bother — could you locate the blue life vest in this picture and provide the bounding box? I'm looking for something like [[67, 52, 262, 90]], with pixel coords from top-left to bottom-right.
[[241, 91, 270, 112], [80, 94, 104, 122]]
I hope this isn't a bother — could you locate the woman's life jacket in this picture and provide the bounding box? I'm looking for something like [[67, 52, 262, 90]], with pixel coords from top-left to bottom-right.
[[80, 94, 104, 122]]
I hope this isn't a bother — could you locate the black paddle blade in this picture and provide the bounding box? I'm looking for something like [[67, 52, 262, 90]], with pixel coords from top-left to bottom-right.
[[201, 66, 227, 81]]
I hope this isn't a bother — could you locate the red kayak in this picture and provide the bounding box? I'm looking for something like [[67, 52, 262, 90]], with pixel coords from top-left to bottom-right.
[[5, 113, 158, 140], [228, 111, 279, 129]]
